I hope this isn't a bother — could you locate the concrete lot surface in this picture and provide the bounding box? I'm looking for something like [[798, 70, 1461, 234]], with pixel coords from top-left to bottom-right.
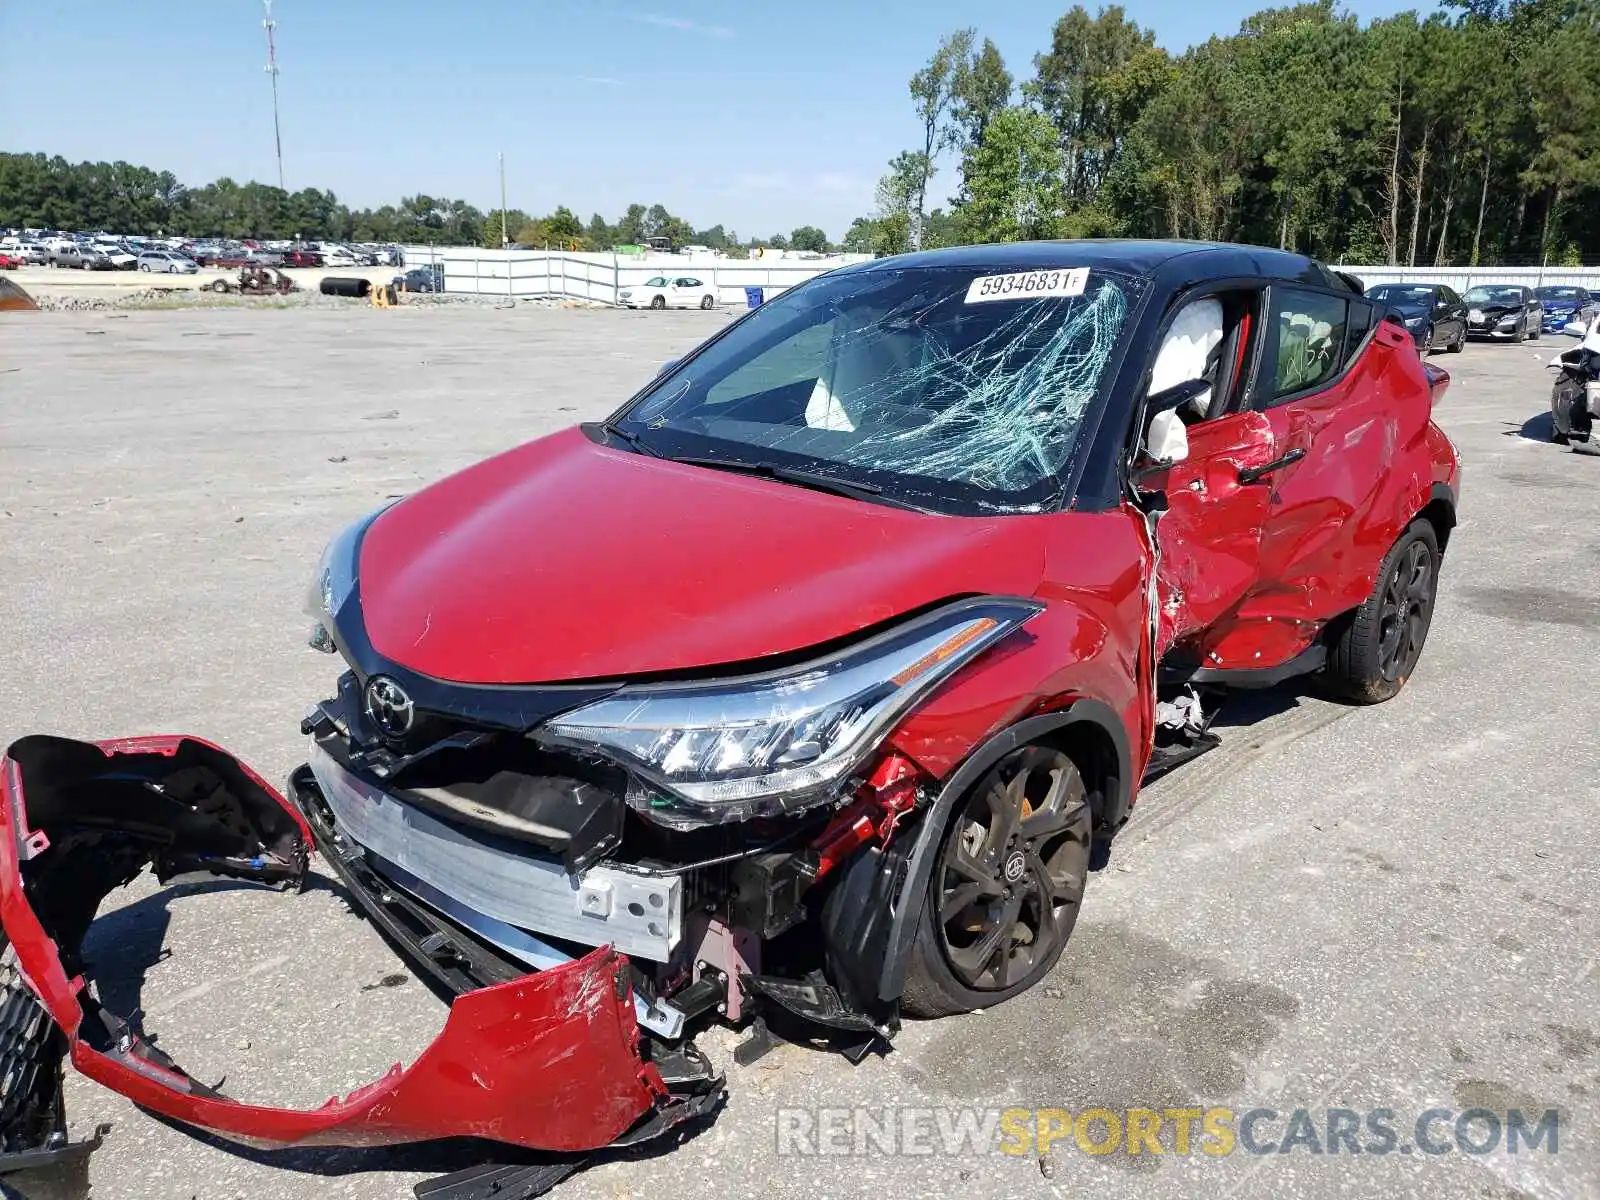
[[0, 306, 1596, 1200]]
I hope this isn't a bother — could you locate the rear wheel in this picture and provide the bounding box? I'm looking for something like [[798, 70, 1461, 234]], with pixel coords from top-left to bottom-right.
[[1322, 521, 1440, 704], [901, 744, 1093, 1017], [700, 294, 715, 310]]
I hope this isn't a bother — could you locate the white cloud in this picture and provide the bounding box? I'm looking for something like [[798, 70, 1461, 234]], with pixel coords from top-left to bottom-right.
[[577, 74, 624, 85], [632, 12, 735, 38]]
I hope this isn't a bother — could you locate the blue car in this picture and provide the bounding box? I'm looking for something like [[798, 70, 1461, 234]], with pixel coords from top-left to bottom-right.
[[1538, 285, 1599, 334]]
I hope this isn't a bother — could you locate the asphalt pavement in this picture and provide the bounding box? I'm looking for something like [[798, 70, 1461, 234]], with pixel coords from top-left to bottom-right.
[[0, 305, 1594, 1200]]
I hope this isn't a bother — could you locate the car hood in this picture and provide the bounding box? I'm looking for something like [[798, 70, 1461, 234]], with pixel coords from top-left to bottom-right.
[[357, 427, 1049, 684]]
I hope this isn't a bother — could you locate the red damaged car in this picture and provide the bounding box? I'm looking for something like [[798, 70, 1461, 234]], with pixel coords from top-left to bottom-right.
[[0, 242, 1459, 1190]]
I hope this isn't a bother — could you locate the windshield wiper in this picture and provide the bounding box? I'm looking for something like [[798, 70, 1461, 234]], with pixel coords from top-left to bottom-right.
[[598, 420, 662, 457], [670, 455, 892, 503]]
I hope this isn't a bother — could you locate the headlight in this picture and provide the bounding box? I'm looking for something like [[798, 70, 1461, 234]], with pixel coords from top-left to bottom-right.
[[543, 598, 1041, 825], [304, 505, 391, 652], [1404, 316, 1424, 327]]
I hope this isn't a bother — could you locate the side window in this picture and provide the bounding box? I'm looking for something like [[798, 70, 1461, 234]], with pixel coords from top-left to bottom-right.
[[682, 277, 701, 287], [1268, 288, 1348, 399], [1342, 300, 1375, 368]]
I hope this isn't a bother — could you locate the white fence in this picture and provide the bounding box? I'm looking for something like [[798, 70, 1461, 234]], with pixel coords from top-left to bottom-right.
[[1340, 264, 1600, 292], [395, 246, 1600, 306], [398, 247, 869, 306]]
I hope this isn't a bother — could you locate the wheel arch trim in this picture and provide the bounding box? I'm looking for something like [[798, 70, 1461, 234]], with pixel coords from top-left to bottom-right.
[[875, 698, 1131, 1002]]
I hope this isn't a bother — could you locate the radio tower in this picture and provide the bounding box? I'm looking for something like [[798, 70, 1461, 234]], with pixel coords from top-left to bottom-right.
[[263, 0, 285, 189]]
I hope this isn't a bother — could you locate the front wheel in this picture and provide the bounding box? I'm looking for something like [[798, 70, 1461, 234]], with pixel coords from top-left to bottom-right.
[[650, 295, 665, 309], [138, 263, 150, 272], [1447, 323, 1465, 353], [901, 744, 1093, 1017], [1322, 521, 1440, 704], [700, 294, 715, 309]]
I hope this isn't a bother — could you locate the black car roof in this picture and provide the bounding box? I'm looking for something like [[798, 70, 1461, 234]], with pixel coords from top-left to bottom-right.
[[845, 239, 1351, 289]]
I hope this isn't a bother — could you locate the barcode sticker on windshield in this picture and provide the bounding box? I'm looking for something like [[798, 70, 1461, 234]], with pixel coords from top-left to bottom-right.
[[965, 268, 1089, 304]]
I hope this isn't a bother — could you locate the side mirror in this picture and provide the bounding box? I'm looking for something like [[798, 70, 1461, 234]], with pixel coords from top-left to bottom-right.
[[1144, 409, 1190, 467], [656, 358, 681, 377], [1563, 323, 1586, 338]]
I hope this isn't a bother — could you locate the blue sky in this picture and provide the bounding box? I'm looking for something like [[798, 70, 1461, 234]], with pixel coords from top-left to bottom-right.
[[3, 0, 1429, 240]]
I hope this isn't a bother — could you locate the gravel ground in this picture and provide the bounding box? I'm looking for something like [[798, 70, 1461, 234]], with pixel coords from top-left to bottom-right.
[[0, 307, 1595, 1200]]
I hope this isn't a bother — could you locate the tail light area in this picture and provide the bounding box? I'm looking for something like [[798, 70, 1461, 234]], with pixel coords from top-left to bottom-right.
[[1422, 361, 1450, 406]]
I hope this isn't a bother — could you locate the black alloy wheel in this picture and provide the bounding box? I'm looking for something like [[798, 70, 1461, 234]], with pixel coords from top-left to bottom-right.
[[1376, 537, 1435, 684], [902, 744, 1092, 1016]]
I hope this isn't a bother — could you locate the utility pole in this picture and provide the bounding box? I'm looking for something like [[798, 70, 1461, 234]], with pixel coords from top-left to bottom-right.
[[263, 0, 285, 190], [500, 153, 513, 304], [499, 153, 510, 249]]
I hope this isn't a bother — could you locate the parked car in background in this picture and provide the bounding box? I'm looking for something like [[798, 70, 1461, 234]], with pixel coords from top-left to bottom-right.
[[100, 244, 139, 270], [1, 243, 47, 265], [187, 243, 228, 266], [0, 250, 22, 270], [245, 249, 284, 267], [1464, 284, 1543, 341], [1537, 285, 1599, 334], [320, 245, 360, 268], [136, 250, 199, 274], [281, 248, 324, 267], [211, 249, 251, 268], [1365, 283, 1467, 353], [618, 275, 719, 309], [393, 264, 444, 292], [49, 244, 113, 270]]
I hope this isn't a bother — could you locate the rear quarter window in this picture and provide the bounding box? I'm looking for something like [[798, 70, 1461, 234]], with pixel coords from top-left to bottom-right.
[[1268, 288, 1349, 399]]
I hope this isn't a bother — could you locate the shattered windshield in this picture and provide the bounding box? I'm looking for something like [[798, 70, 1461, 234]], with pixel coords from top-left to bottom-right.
[[1464, 286, 1522, 304], [620, 265, 1137, 513]]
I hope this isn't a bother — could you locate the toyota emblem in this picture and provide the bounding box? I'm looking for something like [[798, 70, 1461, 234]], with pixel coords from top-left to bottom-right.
[[363, 675, 414, 738]]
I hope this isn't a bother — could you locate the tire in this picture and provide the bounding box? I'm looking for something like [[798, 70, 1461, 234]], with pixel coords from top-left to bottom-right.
[[138, 263, 150, 272], [1321, 520, 1440, 704], [1424, 324, 1435, 352], [700, 294, 715, 310], [1447, 323, 1465, 353], [901, 743, 1094, 1018], [650, 295, 666, 310], [1529, 320, 1541, 340], [210, 279, 229, 293]]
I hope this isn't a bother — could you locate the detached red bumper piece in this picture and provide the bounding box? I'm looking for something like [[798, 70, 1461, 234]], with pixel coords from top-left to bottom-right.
[[0, 734, 677, 1167]]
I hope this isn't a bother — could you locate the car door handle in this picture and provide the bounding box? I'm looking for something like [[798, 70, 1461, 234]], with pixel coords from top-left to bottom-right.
[[1239, 447, 1306, 484]]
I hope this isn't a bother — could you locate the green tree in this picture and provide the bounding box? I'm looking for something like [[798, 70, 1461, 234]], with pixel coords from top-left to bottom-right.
[[909, 28, 975, 246], [952, 38, 1014, 151], [789, 225, 828, 252], [1029, 6, 1159, 203], [958, 105, 1067, 242]]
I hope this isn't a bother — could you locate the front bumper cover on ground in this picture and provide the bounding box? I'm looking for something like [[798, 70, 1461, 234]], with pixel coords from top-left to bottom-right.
[[0, 734, 719, 1179]]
